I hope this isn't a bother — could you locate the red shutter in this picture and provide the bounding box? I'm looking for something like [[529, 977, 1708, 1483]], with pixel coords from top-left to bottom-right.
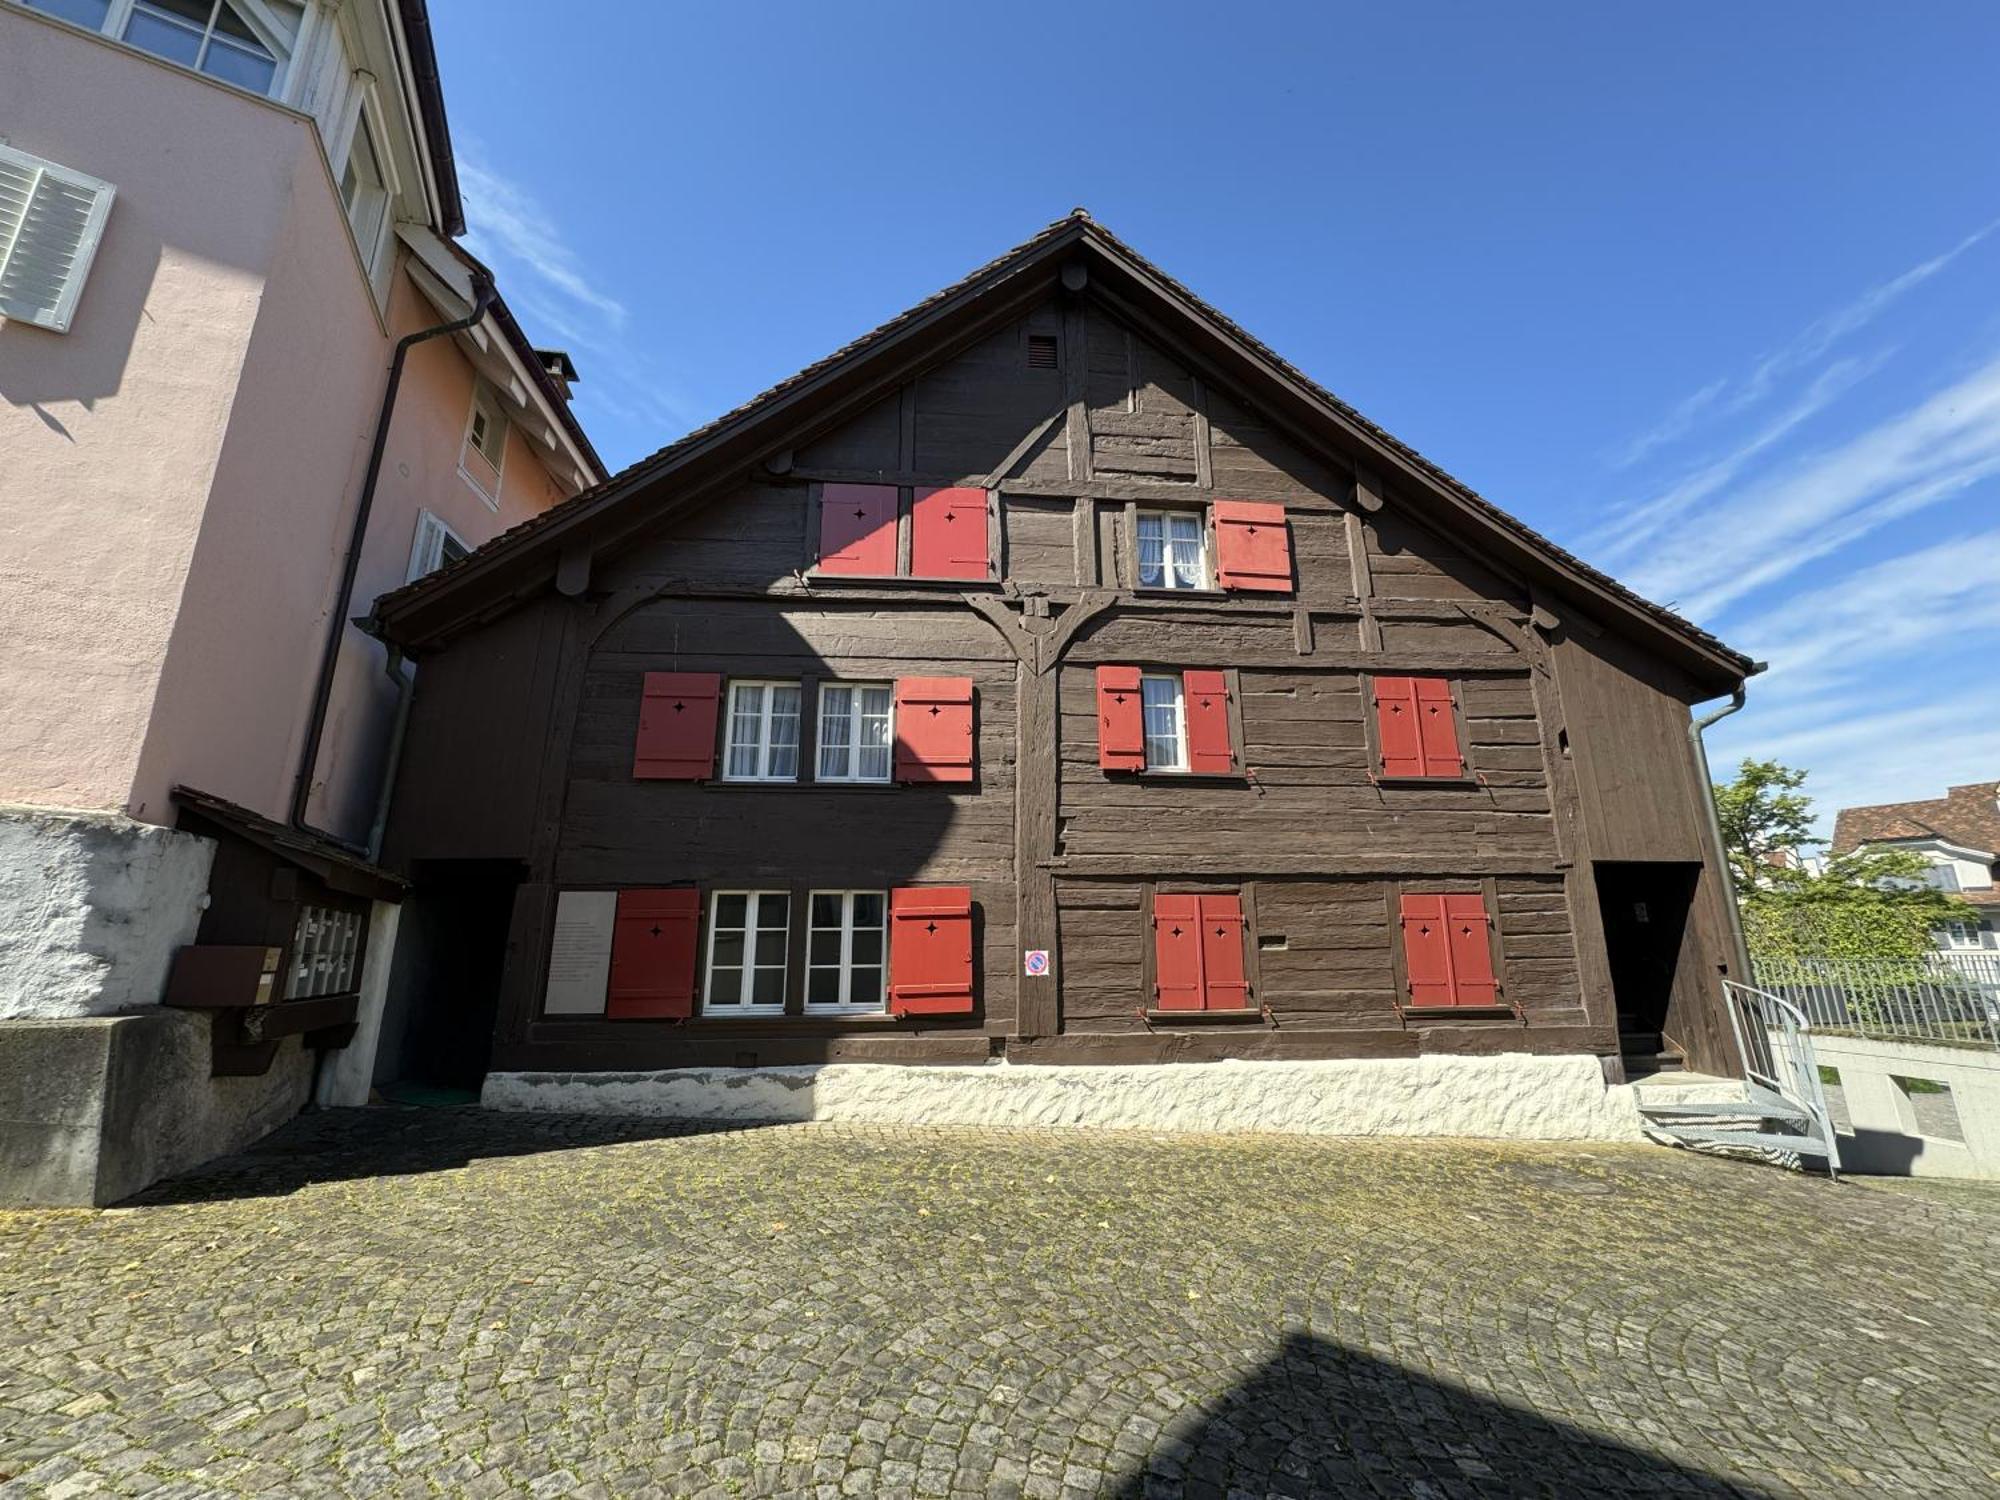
[[889, 886, 974, 1014], [1414, 677, 1463, 778], [1372, 676, 1423, 779], [1153, 894, 1204, 1010], [1197, 894, 1249, 1009], [1213, 500, 1292, 593], [1398, 894, 1455, 1007], [893, 677, 974, 783], [1096, 665, 1144, 771], [607, 888, 699, 1019], [1182, 670, 1234, 775], [633, 672, 721, 780], [911, 486, 989, 580], [1399, 892, 1500, 1008], [1443, 893, 1499, 1006], [817, 483, 898, 575]]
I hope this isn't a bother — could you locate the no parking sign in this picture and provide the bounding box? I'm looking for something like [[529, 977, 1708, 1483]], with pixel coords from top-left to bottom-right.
[[1023, 949, 1050, 977]]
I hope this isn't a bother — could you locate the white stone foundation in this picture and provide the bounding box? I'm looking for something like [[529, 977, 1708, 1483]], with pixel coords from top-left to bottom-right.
[[485, 1053, 1663, 1142]]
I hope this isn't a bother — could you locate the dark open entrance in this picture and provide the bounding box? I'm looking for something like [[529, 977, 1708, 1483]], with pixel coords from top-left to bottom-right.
[[372, 860, 524, 1099], [1594, 861, 1701, 1076]]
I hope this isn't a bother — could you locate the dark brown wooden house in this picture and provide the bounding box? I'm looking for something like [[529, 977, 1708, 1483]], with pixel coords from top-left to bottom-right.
[[365, 213, 1754, 1099]]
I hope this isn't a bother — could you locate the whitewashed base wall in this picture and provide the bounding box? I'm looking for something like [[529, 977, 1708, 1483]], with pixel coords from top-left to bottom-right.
[[485, 1053, 1668, 1142]]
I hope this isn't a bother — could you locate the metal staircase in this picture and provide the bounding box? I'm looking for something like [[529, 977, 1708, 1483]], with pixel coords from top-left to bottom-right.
[[1636, 980, 1841, 1176]]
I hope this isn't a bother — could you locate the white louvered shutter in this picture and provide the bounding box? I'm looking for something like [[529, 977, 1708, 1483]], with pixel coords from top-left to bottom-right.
[[0, 146, 116, 335]]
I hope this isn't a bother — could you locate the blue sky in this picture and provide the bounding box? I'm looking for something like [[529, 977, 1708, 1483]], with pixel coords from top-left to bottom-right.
[[432, 2, 2000, 839]]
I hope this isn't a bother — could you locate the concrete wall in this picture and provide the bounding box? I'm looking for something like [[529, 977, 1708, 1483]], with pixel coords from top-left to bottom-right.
[[0, 806, 213, 1021], [486, 1054, 1664, 1142], [1814, 1033, 2000, 1179]]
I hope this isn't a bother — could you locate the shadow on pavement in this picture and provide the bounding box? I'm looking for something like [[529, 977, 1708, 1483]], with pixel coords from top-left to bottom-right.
[[118, 1106, 773, 1207], [1109, 1330, 1767, 1499]]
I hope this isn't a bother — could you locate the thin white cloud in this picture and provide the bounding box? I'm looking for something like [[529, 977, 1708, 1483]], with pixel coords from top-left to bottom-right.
[[1621, 352, 2000, 619], [459, 155, 626, 326], [1606, 218, 1999, 471], [1588, 353, 1886, 559]]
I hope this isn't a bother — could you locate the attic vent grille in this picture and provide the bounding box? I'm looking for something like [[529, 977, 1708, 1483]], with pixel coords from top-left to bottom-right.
[[1027, 334, 1059, 369]]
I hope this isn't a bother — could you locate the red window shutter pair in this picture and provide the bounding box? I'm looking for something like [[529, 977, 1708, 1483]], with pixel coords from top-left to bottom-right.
[[1153, 893, 1249, 1011], [1399, 893, 1500, 1008], [889, 886, 975, 1014], [1373, 676, 1463, 779], [818, 483, 989, 580], [633, 672, 722, 779], [894, 677, 974, 782], [1213, 500, 1293, 593], [1094, 666, 1234, 774], [608, 888, 700, 1018]]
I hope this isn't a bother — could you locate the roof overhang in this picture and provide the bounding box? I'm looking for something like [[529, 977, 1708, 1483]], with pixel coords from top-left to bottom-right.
[[370, 214, 1754, 691]]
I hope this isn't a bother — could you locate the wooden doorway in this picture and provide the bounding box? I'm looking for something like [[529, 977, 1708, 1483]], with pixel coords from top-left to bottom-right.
[[1595, 862, 1701, 1075]]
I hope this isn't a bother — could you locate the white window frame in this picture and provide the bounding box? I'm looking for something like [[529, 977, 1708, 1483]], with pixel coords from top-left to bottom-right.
[[1942, 921, 1979, 949], [22, 0, 304, 101], [457, 379, 508, 507], [1140, 672, 1187, 772], [0, 143, 116, 335], [815, 681, 894, 784], [701, 890, 789, 1016], [405, 509, 469, 583], [721, 680, 802, 783], [1136, 508, 1209, 591], [335, 85, 397, 284], [804, 890, 889, 1013]]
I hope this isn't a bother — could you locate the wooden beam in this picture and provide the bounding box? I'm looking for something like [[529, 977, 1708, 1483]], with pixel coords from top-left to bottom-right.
[[1045, 853, 1565, 878], [1062, 299, 1091, 483]]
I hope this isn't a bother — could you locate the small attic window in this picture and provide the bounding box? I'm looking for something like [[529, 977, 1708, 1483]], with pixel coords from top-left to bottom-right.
[[1027, 334, 1059, 370]]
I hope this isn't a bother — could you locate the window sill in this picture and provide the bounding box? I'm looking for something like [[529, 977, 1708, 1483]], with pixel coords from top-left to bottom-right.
[[1400, 1005, 1518, 1021], [695, 1012, 905, 1027], [702, 780, 905, 793], [1109, 769, 1249, 784], [1372, 775, 1482, 790], [1134, 585, 1225, 598], [1144, 1007, 1267, 1025]]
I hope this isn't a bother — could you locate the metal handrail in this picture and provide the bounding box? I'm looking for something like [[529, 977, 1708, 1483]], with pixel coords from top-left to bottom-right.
[[1721, 979, 1841, 1176]]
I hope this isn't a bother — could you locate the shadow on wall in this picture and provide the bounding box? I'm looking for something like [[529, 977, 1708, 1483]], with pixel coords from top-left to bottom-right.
[[0, 236, 160, 414], [1109, 1330, 1766, 1499]]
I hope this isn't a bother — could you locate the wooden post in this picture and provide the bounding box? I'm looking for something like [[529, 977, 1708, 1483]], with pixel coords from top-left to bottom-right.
[[1015, 659, 1060, 1037]]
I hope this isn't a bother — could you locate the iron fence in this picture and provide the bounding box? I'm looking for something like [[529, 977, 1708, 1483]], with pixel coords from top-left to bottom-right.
[[1752, 952, 2000, 1052]]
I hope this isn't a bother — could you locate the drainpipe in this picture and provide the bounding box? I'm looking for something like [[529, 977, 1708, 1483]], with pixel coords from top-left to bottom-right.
[[289, 271, 496, 841], [364, 645, 414, 862], [1690, 662, 1766, 986]]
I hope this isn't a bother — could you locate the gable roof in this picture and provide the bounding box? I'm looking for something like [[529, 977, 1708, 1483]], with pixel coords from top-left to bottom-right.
[[1834, 783, 2000, 865], [367, 211, 1754, 690]]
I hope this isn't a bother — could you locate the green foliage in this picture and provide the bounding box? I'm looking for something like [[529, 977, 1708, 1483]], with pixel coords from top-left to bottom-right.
[[1714, 758, 1970, 964]]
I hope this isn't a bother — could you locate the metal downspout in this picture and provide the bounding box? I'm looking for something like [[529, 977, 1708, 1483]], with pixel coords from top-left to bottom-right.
[[289, 272, 496, 840], [365, 646, 414, 863], [1690, 663, 1766, 986]]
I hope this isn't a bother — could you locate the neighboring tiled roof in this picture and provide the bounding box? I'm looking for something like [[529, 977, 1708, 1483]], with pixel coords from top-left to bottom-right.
[[370, 211, 1754, 679], [1833, 783, 2000, 861]]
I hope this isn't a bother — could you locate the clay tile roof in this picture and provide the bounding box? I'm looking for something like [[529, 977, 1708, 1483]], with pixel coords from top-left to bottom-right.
[[369, 211, 1753, 682], [1832, 782, 2000, 860]]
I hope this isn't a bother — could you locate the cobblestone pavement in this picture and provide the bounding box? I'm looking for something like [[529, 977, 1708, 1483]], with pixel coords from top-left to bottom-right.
[[4, 1112, 2000, 1499]]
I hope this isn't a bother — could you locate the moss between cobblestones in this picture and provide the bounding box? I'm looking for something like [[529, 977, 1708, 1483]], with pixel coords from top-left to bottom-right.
[[2, 1113, 1998, 1497]]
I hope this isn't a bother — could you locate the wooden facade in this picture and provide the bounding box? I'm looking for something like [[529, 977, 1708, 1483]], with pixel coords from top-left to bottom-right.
[[372, 215, 1753, 1083]]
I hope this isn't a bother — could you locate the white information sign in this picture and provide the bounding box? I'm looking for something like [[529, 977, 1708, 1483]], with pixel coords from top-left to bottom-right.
[[544, 890, 618, 1015]]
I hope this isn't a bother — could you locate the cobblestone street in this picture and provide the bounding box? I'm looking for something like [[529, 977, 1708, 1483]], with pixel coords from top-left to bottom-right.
[[3, 1111, 1998, 1498]]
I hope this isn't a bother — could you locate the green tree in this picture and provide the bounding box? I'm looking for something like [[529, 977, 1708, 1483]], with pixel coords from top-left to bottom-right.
[[1713, 758, 1969, 962]]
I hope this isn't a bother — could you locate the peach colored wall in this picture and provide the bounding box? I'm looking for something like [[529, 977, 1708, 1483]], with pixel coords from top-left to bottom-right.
[[0, 9, 290, 812], [300, 275, 569, 842]]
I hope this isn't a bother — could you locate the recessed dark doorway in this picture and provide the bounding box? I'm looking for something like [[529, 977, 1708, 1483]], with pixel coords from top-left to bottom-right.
[[1594, 861, 1701, 1075], [372, 860, 523, 1095]]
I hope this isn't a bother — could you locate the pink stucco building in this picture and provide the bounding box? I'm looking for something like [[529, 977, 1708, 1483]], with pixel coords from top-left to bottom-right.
[[0, 0, 605, 1203]]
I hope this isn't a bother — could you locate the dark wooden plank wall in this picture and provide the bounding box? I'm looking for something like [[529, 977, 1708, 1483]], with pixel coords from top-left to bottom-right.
[[384, 287, 1741, 1075]]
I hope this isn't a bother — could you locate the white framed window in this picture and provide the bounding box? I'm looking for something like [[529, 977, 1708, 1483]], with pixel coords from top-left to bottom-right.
[[703, 891, 789, 1014], [1137, 509, 1207, 590], [1140, 673, 1186, 771], [338, 105, 391, 273], [458, 380, 508, 506], [17, 0, 303, 98], [806, 890, 887, 1012], [817, 683, 893, 783], [0, 144, 116, 334], [406, 509, 469, 583], [1943, 922, 1982, 949], [723, 681, 801, 782]]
